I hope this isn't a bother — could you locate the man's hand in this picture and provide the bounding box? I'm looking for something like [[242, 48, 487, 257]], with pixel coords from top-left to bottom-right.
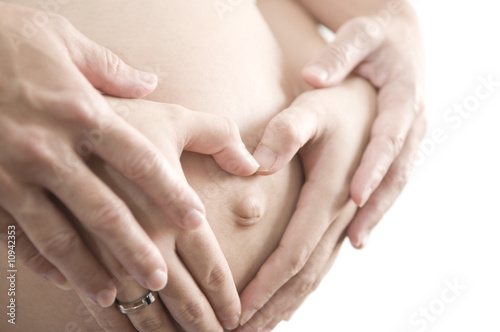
[[0, 2, 258, 310], [238, 77, 378, 330], [74, 98, 253, 332], [301, 0, 427, 248]]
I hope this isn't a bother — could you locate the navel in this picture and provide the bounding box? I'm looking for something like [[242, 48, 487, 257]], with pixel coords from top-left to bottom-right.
[[232, 195, 264, 226]]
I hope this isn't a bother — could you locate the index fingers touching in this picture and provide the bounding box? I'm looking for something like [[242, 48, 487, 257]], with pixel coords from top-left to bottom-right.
[[252, 92, 327, 174], [92, 102, 259, 231], [179, 110, 260, 176]]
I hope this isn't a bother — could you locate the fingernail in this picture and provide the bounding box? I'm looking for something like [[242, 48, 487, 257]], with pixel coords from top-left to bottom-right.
[[361, 234, 370, 248], [138, 70, 158, 86], [221, 314, 240, 330], [253, 145, 277, 173], [182, 209, 206, 230], [284, 310, 294, 321], [350, 236, 361, 249], [193, 194, 206, 214], [260, 328, 272, 332], [46, 268, 72, 290], [360, 186, 374, 207], [304, 64, 329, 83], [97, 286, 116, 307], [242, 146, 260, 170], [145, 268, 168, 291], [240, 309, 257, 326]]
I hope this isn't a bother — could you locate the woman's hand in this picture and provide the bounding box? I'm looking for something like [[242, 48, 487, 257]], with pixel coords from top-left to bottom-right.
[[237, 76, 379, 330], [66, 97, 255, 332], [0, 2, 257, 312], [300, 0, 427, 248]]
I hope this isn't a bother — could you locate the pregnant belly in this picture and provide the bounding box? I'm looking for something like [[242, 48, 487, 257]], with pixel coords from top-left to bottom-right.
[[6, 0, 304, 288]]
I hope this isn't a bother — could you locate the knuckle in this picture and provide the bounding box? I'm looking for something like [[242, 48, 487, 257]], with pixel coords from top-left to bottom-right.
[[204, 263, 227, 292], [250, 308, 273, 328], [269, 114, 301, 150], [221, 117, 240, 141], [326, 44, 349, 69], [86, 199, 128, 234], [288, 245, 311, 277], [38, 229, 80, 257], [57, 95, 99, 127], [178, 300, 207, 326], [383, 133, 406, 159], [21, 247, 47, 273], [17, 232, 49, 273], [133, 312, 165, 331], [125, 148, 163, 182], [128, 242, 158, 273], [386, 165, 411, 190], [158, 177, 187, 210], [296, 272, 317, 296], [311, 278, 322, 292], [103, 48, 124, 79], [17, 130, 55, 166]]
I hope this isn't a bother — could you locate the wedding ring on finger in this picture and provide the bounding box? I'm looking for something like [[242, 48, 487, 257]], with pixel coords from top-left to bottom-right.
[[116, 291, 158, 314]]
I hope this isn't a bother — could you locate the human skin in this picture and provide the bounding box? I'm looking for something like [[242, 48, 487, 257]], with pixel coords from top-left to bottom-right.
[[238, 0, 426, 328], [0, 0, 260, 312], [299, 0, 427, 247], [0, 0, 375, 331]]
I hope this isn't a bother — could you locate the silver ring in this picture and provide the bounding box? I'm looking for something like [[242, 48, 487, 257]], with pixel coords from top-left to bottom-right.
[[116, 291, 158, 314]]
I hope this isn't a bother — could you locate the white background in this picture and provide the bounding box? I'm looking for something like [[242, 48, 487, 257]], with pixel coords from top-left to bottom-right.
[[276, 0, 500, 331]]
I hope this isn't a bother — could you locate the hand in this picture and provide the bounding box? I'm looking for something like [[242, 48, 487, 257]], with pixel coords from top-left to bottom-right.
[[0, 2, 257, 310], [71, 98, 253, 331], [238, 77, 377, 330], [301, 2, 427, 248]]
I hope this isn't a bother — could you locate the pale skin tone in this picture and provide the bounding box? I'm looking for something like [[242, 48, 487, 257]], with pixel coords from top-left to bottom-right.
[[238, 0, 426, 329], [0, 0, 376, 331], [0, 1, 258, 313], [0, 0, 426, 330]]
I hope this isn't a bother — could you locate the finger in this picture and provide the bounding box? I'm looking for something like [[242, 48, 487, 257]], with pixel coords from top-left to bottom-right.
[[58, 18, 158, 98], [113, 268, 174, 332], [261, 236, 345, 329], [176, 222, 241, 330], [80, 295, 137, 332], [252, 94, 326, 174], [179, 110, 259, 176], [350, 83, 424, 207], [279, 236, 346, 324], [126, 298, 175, 332], [0, 208, 71, 290], [44, 156, 168, 293], [239, 179, 347, 326], [263, 317, 282, 331], [3, 187, 117, 307], [238, 210, 351, 331], [348, 113, 427, 248], [302, 16, 385, 88], [159, 252, 223, 332], [92, 113, 208, 230]]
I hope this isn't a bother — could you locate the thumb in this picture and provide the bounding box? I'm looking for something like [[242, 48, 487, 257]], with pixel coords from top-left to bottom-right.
[[66, 28, 158, 98], [180, 111, 260, 176], [253, 96, 322, 175], [302, 16, 384, 88]]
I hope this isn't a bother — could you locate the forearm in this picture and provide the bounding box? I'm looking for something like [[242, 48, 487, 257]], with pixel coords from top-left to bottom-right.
[[257, 0, 325, 81]]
